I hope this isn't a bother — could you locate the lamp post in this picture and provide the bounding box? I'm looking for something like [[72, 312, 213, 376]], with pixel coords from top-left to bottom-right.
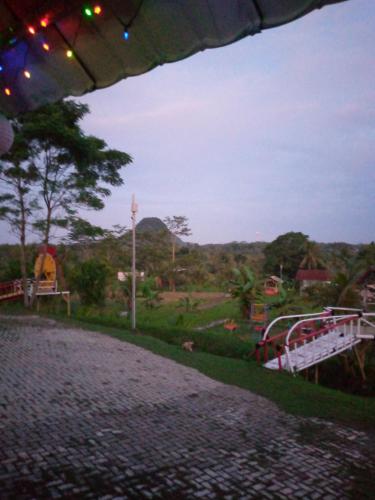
[[131, 194, 138, 330]]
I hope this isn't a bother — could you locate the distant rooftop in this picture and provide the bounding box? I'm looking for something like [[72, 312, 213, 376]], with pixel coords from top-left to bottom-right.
[[296, 269, 331, 281]]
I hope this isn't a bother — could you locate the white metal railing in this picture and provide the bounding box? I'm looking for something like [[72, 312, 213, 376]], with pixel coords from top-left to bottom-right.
[[357, 313, 375, 339], [262, 310, 329, 341], [283, 314, 359, 373], [261, 308, 375, 372], [27, 280, 58, 296], [325, 306, 363, 312]]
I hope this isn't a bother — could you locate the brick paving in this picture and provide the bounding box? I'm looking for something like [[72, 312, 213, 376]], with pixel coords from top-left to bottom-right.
[[0, 316, 374, 499]]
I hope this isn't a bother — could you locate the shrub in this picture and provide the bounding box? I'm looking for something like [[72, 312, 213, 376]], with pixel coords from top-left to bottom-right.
[[71, 259, 108, 306], [140, 278, 161, 309], [177, 295, 200, 312]]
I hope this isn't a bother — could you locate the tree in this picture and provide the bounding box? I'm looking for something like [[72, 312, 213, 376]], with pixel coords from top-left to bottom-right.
[[357, 242, 375, 268], [0, 122, 39, 305], [135, 229, 170, 276], [163, 215, 191, 291], [263, 232, 308, 280], [1, 100, 132, 305], [300, 240, 326, 270], [333, 251, 367, 307], [229, 266, 257, 317]]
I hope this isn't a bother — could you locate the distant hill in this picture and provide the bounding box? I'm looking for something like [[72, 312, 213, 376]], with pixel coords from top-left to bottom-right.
[[136, 217, 185, 245], [136, 217, 169, 233], [200, 241, 267, 256], [135, 220, 367, 257]]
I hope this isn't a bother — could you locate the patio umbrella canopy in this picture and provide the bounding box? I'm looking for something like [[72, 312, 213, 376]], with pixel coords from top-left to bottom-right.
[[0, 0, 348, 118]]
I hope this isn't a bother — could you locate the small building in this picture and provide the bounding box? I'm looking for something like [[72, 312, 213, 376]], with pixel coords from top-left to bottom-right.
[[264, 275, 283, 296], [296, 269, 331, 291], [117, 271, 145, 282]]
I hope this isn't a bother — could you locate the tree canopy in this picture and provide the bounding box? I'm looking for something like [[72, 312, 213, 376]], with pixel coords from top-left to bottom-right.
[[263, 231, 309, 280], [0, 100, 132, 303]]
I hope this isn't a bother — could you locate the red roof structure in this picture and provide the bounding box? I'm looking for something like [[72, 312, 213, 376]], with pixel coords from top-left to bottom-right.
[[296, 269, 331, 282]]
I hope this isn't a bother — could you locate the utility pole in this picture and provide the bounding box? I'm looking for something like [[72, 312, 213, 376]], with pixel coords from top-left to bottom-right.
[[131, 194, 138, 330]]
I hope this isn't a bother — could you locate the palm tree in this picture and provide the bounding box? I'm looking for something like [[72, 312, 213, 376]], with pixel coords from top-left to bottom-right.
[[333, 253, 366, 307], [299, 241, 326, 270]]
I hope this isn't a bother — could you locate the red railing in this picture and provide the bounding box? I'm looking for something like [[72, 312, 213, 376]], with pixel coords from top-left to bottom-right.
[[0, 280, 24, 302]]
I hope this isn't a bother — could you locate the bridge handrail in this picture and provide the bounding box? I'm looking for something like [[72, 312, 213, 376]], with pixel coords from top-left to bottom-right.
[[285, 314, 358, 347], [283, 314, 360, 373], [262, 310, 329, 342], [358, 314, 375, 335], [326, 306, 363, 313]]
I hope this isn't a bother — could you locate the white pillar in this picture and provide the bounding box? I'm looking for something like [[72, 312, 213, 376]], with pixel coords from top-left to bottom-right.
[[131, 194, 138, 330]]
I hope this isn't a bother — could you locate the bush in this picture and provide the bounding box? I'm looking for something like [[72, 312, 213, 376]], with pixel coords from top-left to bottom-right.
[[71, 259, 108, 306], [0, 258, 21, 281], [140, 278, 161, 309], [177, 295, 200, 312], [72, 306, 251, 360]]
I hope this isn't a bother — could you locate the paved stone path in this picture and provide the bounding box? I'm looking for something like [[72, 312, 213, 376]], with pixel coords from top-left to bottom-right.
[[0, 316, 374, 499]]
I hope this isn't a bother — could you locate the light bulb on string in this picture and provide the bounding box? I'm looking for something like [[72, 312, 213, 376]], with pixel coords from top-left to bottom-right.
[[94, 6, 102, 15], [40, 18, 49, 28], [84, 7, 93, 17], [66, 50, 73, 58], [4, 88, 11, 96], [23, 70, 31, 79], [42, 43, 50, 51], [28, 26, 36, 35], [123, 29, 129, 41]]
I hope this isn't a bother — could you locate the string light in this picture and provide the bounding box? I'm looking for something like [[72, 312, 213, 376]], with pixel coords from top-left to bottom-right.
[[123, 29, 129, 41], [0, 2, 108, 100], [84, 7, 93, 17]]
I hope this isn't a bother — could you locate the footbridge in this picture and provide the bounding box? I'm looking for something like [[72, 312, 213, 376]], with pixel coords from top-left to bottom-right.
[[256, 308, 375, 373]]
